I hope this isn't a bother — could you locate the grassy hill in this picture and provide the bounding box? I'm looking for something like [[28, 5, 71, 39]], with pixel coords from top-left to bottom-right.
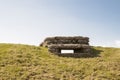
[[0, 43, 120, 80]]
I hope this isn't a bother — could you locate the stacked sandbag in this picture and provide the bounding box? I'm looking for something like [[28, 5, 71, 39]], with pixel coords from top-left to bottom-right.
[[40, 36, 91, 56], [40, 36, 89, 47], [48, 44, 90, 49]]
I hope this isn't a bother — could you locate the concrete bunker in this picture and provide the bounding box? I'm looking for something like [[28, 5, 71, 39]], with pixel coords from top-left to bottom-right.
[[40, 36, 91, 57]]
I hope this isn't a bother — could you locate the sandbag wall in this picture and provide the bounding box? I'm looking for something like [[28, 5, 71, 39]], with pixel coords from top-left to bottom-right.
[[40, 36, 91, 56], [40, 36, 89, 47]]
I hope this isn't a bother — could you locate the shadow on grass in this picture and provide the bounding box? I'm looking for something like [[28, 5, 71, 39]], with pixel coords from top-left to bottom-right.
[[90, 48, 103, 57]]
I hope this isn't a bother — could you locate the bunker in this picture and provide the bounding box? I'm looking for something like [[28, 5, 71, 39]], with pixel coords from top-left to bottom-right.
[[40, 36, 91, 57]]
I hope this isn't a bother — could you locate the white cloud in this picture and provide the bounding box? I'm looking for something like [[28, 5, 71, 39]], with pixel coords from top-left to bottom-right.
[[115, 40, 120, 47], [90, 40, 120, 48]]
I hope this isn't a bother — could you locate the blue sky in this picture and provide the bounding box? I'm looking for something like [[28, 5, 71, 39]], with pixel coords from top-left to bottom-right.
[[0, 0, 120, 47]]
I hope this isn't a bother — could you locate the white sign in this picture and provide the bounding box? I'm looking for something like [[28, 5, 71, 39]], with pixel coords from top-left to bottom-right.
[[61, 50, 74, 54]]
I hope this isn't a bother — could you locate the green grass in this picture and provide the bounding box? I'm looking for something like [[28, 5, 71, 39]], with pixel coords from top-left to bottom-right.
[[0, 43, 120, 80]]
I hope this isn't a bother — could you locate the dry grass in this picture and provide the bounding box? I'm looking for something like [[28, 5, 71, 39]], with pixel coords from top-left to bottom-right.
[[0, 44, 120, 80]]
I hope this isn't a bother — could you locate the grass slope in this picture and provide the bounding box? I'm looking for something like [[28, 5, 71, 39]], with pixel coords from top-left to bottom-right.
[[0, 43, 120, 80]]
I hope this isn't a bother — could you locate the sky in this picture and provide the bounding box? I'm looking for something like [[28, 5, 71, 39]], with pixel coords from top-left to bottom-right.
[[0, 0, 120, 47]]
